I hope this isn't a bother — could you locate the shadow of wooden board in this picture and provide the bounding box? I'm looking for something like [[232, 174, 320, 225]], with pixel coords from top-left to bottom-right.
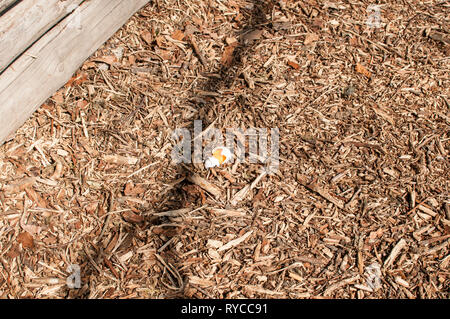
[[0, 0, 149, 145]]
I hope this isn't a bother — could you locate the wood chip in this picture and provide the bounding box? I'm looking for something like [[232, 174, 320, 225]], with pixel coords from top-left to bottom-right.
[[244, 285, 284, 296], [287, 60, 300, 70], [323, 275, 360, 296], [121, 211, 144, 224], [17, 231, 34, 249], [304, 33, 319, 45], [217, 230, 253, 252], [189, 276, 214, 287], [2, 177, 36, 194], [384, 239, 407, 269], [297, 175, 345, 209], [231, 170, 267, 206], [242, 29, 263, 42], [103, 154, 138, 165], [220, 44, 237, 67], [187, 174, 222, 198], [355, 63, 372, 78]]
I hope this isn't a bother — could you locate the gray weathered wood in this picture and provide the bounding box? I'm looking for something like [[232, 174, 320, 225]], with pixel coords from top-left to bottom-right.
[[0, 0, 19, 15], [0, 0, 149, 145], [0, 0, 84, 72]]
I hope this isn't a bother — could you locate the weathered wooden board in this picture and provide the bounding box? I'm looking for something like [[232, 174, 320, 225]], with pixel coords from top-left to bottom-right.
[[0, 0, 149, 145], [0, 0, 20, 15], [0, 0, 84, 72]]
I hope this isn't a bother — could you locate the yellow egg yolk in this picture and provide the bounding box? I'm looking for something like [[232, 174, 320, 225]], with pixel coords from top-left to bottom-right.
[[212, 149, 227, 164]]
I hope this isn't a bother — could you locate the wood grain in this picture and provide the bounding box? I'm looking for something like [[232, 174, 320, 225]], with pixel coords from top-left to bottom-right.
[[0, 0, 19, 15], [0, 0, 84, 72]]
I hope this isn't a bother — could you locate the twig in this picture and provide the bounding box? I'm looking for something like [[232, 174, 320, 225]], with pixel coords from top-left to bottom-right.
[[346, 29, 405, 60], [323, 275, 360, 296], [98, 190, 114, 241], [127, 162, 159, 178], [384, 239, 408, 269], [405, 197, 430, 215], [297, 175, 346, 210], [187, 174, 223, 199], [187, 34, 208, 67], [155, 253, 184, 291], [83, 245, 102, 274]]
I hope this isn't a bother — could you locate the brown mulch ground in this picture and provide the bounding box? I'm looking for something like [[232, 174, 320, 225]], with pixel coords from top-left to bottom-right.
[[0, 0, 449, 298]]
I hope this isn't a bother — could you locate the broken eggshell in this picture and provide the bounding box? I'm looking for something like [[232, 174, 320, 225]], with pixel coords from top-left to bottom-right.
[[204, 147, 232, 168]]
